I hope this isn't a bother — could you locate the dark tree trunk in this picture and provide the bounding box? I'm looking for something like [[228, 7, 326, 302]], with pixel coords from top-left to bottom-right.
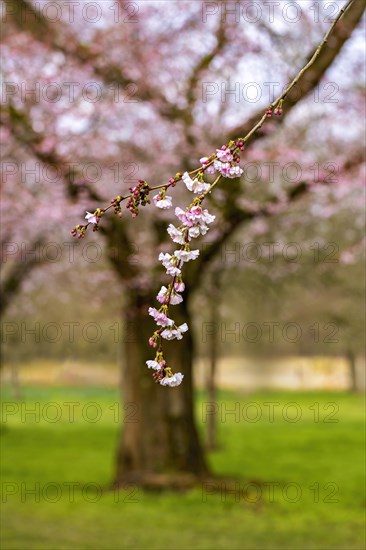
[[113, 289, 210, 488]]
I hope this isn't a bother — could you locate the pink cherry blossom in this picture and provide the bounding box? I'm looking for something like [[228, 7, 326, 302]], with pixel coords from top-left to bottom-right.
[[85, 212, 98, 224], [190, 205, 203, 218], [156, 285, 183, 305], [174, 280, 185, 292], [169, 291, 183, 305], [216, 148, 233, 162], [175, 207, 194, 227], [148, 307, 174, 327]]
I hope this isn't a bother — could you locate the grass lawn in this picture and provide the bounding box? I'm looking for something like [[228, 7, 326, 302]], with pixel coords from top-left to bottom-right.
[[1, 386, 365, 549]]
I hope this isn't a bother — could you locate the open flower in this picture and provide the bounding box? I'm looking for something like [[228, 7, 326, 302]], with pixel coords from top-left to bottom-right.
[[167, 224, 185, 244], [174, 279, 185, 292], [175, 206, 194, 227], [216, 148, 233, 162], [156, 285, 170, 304], [153, 194, 173, 209], [85, 211, 98, 224], [160, 372, 184, 387], [169, 291, 183, 304], [214, 159, 243, 179], [174, 249, 200, 262], [175, 206, 215, 231], [214, 160, 230, 174], [201, 209, 216, 224], [158, 252, 182, 276], [229, 165, 243, 178], [146, 360, 163, 370], [200, 157, 217, 175], [148, 307, 174, 327], [188, 226, 201, 238], [161, 323, 188, 340], [190, 205, 203, 218], [182, 172, 210, 194], [156, 285, 183, 305]]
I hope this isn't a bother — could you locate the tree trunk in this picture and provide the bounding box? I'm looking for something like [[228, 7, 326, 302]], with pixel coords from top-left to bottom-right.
[[113, 289, 210, 488]]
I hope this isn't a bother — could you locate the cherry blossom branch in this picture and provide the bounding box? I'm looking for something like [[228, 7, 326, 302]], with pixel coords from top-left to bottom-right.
[[69, 0, 356, 387], [72, 0, 355, 240]]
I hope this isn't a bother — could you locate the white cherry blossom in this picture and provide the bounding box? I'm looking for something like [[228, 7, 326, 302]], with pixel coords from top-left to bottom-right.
[[182, 172, 210, 194], [174, 249, 200, 262], [167, 224, 185, 244], [146, 360, 163, 370], [85, 211, 98, 224], [161, 323, 188, 340], [153, 194, 173, 209], [159, 373, 184, 387]]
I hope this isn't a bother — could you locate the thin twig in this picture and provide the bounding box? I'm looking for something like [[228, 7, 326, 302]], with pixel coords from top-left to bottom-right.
[[238, 0, 355, 144]]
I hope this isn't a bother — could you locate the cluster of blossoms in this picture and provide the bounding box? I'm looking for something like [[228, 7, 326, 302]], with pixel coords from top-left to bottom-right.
[[125, 180, 150, 218], [72, 139, 249, 386], [200, 143, 244, 180], [71, 174, 186, 237], [145, 143, 247, 387], [146, 351, 184, 386], [71, 180, 151, 237]]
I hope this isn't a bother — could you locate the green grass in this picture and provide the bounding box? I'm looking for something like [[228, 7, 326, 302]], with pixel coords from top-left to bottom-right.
[[1, 386, 365, 549]]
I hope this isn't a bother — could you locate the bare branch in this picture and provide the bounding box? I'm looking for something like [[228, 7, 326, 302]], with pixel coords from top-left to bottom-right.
[[5, 0, 186, 121], [0, 103, 101, 202], [0, 237, 45, 317], [220, 0, 365, 146]]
